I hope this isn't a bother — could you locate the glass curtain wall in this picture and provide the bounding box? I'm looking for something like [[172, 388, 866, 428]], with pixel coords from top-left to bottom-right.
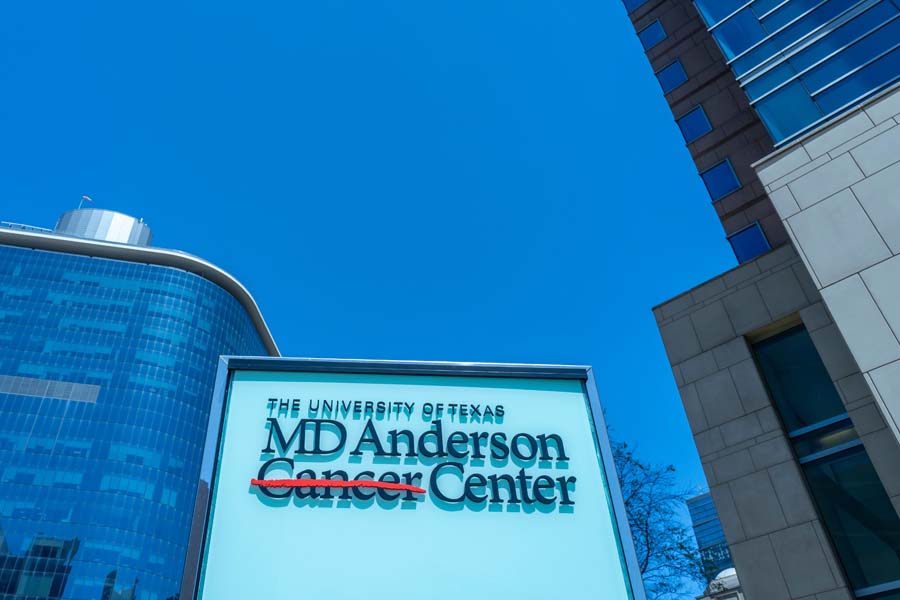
[[754, 326, 900, 598], [696, 0, 900, 142]]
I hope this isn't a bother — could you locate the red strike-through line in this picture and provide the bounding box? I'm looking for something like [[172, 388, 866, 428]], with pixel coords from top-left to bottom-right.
[[251, 478, 427, 494]]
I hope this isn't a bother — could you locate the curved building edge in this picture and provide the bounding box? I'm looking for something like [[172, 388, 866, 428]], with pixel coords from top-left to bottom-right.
[[0, 227, 280, 357]]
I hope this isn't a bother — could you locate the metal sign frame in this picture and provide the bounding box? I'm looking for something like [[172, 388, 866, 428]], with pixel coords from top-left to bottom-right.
[[180, 356, 647, 600]]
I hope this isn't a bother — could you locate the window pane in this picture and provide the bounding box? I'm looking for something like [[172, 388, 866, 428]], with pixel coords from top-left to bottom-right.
[[805, 448, 900, 590], [656, 60, 688, 93], [712, 8, 767, 59], [791, 2, 900, 73], [700, 160, 741, 200], [803, 16, 900, 93], [695, 0, 746, 26], [815, 42, 900, 115], [676, 106, 713, 142], [638, 20, 667, 50], [733, 0, 861, 76], [753, 0, 789, 17], [728, 223, 770, 262], [755, 80, 823, 141], [763, 0, 831, 32], [624, 0, 648, 13], [754, 327, 846, 431]]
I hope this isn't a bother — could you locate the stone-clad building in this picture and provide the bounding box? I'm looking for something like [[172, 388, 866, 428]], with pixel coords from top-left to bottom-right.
[[624, 1, 900, 598]]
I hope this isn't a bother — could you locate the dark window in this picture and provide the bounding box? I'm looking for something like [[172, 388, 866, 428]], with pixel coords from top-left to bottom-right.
[[624, 0, 649, 13], [805, 447, 900, 591], [700, 160, 741, 201], [753, 326, 900, 594], [676, 106, 713, 143], [638, 20, 667, 50], [656, 60, 688, 93], [728, 223, 770, 263], [754, 327, 846, 432]]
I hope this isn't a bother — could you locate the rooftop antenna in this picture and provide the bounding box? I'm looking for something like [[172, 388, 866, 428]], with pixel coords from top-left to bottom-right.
[[78, 195, 93, 210]]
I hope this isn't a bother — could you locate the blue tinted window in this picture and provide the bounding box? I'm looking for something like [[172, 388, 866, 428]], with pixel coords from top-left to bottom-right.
[[700, 160, 741, 200], [816, 44, 900, 113], [732, 0, 861, 75], [744, 2, 900, 100], [805, 16, 900, 91], [638, 20, 667, 50], [755, 80, 822, 142], [624, 0, 649, 13], [791, 2, 900, 73], [676, 105, 713, 142], [656, 60, 688, 93], [713, 8, 767, 59], [728, 223, 770, 263], [753, 0, 789, 17], [803, 10, 900, 92], [763, 0, 836, 32], [695, 0, 746, 26]]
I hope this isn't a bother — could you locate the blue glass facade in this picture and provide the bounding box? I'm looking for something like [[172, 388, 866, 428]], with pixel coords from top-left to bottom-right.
[[697, 0, 900, 142], [686, 493, 734, 581], [0, 244, 267, 600]]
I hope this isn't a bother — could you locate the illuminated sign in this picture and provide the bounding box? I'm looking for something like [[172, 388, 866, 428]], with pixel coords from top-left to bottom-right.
[[182, 358, 645, 600]]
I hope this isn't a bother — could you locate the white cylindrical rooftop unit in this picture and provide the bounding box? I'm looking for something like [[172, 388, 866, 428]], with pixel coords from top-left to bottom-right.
[[55, 209, 152, 247]]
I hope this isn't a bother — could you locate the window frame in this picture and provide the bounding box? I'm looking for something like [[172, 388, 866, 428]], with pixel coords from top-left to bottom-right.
[[700, 159, 742, 201]]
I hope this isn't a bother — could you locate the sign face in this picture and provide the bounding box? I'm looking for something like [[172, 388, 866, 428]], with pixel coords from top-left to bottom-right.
[[190, 360, 642, 600]]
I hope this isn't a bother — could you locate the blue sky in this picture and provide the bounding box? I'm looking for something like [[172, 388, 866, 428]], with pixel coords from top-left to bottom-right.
[[1, 1, 737, 492]]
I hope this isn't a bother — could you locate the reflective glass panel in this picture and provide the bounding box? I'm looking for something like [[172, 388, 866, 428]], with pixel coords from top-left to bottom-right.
[[804, 447, 900, 590], [656, 60, 689, 92], [712, 8, 767, 59], [754, 326, 846, 431], [676, 105, 713, 142], [763, 0, 835, 32], [803, 15, 900, 92], [755, 80, 823, 141], [695, 0, 747, 26], [754, 0, 790, 17], [638, 20, 667, 50], [0, 244, 269, 600], [700, 160, 741, 200], [728, 223, 770, 262], [815, 41, 900, 114], [733, 0, 861, 75]]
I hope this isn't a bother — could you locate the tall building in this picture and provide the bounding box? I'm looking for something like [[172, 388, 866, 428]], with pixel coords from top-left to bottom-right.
[[0, 209, 277, 600], [687, 493, 734, 581], [625, 1, 900, 599]]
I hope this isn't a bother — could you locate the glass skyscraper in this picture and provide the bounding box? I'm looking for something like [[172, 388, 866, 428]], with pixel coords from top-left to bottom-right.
[[687, 493, 734, 581], [0, 210, 277, 600]]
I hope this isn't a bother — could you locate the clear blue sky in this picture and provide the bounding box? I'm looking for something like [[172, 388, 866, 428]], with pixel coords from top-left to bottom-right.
[[1, 1, 736, 492]]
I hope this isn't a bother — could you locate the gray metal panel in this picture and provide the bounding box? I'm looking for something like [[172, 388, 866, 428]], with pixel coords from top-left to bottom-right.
[[180, 357, 647, 600], [55, 209, 153, 246]]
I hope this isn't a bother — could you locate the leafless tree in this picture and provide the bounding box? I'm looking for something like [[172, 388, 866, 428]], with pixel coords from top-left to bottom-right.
[[612, 440, 706, 600]]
